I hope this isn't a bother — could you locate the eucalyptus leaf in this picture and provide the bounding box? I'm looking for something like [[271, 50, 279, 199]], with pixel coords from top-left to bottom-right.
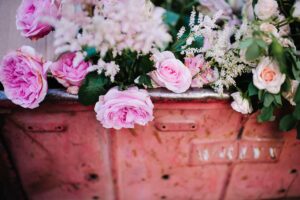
[[245, 43, 261, 61], [279, 114, 297, 131], [294, 85, 300, 104], [240, 38, 254, 49], [248, 82, 258, 96], [293, 104, 300, 120], [263, 93, 274, 107], [257, 106, 275, 122]]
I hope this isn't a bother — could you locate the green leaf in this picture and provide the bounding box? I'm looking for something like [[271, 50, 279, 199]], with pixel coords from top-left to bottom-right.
[[136, 74, 153, 88], [163, 10, 180, 27], [171, 32, 189, 52], [292, 61, 300, 81], [256, 39, 268, 49], [293, 104, 300, 120], [83, 47, 98, 61], [294, 85, 300, 104], [297, 123, 300, 140], [274, 94, 282, 106], [78, 73, 111, 106], [245, 43, 261, 61], [279, 114, 297, 131], [191, 36, 204, 49], [258, 90, 264, 101], [239, 38, 254, 49], [269, 39, 287, 73], [263, 93, 274, 107], [257, 106, 275, 122], [248, 82, 258, 96]]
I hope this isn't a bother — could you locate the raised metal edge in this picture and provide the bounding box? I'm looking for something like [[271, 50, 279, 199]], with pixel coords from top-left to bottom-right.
[[0, 88, 230, 102]]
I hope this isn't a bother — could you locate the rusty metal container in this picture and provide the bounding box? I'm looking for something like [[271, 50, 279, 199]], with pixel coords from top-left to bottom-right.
[[0, 89, 300, 200]]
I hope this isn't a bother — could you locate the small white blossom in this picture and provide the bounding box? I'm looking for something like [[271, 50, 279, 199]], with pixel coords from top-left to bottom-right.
[[231, 92, 253, 114]]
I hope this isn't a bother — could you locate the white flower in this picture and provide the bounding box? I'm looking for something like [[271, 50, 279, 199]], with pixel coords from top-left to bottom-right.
[[254, 0, 279, 20], [231, 92, 253, 114], [293, 0, 300, 20], [252, 57, 286, 94]]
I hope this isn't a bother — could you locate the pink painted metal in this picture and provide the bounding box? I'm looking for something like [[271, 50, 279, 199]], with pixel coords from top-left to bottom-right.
[[1, 98, 300, 200]]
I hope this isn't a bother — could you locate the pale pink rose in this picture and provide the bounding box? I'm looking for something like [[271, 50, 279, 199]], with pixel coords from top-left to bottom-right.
[[191, 68, 219, 88], [253, 57, 286, 94], [50, 52, 90, 94], [0, 46, 49, 109], [94, 87, 154, 129], [231, 92, 253, 114], [254, 0, 279, 20], [16, 0, 61, 40], [184, 55, 205, 77], [150, 51, 192, 93]]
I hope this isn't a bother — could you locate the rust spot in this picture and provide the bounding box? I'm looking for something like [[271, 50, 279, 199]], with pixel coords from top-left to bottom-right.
[[153, 131, 162, 144], [132, 149, 137, 157], [205, 129, 211, 137], [290, 169, 298, 174], [161, 195, 167, 199], [241, 175, 248, 180], [125, 162, 132, 168], [129, 129, 138, 137], [92, 196, 99, 200], [86, 173, 99, 182], [174, 182, 179, 187]]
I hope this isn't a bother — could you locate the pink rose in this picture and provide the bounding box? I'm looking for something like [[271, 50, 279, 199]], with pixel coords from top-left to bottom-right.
[[16, 0, 61, 40], [150, 51, 192, 93], [185, 55, 218, 88], [0, 46, 49, 109], [191, 68, 219, 88], [94, 87, 154, 129], [185, 55, 206, 77], [50, 52, 90, 94]]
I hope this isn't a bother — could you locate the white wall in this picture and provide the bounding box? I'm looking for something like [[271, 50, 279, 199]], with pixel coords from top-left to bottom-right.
[[0, 0, 54, 60]]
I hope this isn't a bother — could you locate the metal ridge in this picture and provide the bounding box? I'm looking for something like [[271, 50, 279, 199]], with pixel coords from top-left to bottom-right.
[[0, 88, 230, 102]]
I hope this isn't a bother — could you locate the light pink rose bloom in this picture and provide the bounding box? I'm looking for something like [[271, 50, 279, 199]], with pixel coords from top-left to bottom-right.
[[0, 46, 49, 109], [191, 68, 219, 88], [185, 55, 206, 77], [50, 52, 90, 94], [150, 51, 192, 93], [94, 87, 154, 130], [16, 0, 61, 40]]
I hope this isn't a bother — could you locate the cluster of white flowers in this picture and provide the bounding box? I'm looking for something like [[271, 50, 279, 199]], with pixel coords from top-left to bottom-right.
[[178, 10, 223, 56], [88, 59, 120, 82], [50, 0, 172, 83], [179, 9, 254, 94], [214, 49, 252, 94], [53, 0, 171, 57]]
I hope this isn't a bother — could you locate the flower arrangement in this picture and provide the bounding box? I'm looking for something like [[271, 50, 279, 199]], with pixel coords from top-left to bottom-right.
[[1, 0, 300, 137]]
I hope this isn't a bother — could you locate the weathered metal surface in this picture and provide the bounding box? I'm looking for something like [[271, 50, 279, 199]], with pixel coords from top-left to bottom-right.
[[1, 110, 114, 200], [1, 89, 300, 200], [0, 118, 25, 200]]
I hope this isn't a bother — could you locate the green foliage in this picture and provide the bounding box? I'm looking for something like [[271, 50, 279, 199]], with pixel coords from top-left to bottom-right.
[[240, 38, 267, 61], [136, 74, 153, 88], [258, 106, 275, 122], [78, 73, 111, 105], [248, 82, 258, 97], [280, 114, 298, 131], [163, 10, 180, 27]]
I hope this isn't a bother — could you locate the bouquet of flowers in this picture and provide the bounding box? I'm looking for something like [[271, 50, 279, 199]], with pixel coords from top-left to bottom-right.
[[1, 0, 300, 137]]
